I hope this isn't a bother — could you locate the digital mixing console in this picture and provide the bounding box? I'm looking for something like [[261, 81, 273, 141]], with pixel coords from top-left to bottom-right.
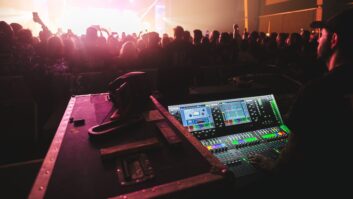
[[168, 95, 290, 177]]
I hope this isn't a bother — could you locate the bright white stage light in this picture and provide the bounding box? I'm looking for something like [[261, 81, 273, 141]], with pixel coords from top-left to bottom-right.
[[0, 0, 165, 36], [61, 6, 143, 35]]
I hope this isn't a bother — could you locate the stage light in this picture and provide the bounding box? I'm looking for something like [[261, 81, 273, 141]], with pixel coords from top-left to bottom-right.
[[1, 0, 165, 36], [61, 6, 142, 35]]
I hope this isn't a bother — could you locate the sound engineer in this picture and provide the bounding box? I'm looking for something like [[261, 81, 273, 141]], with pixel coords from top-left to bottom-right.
[[249, 8, 353, 197]]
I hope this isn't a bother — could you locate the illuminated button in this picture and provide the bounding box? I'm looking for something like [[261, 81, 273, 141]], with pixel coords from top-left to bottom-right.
[[232, 140, 239, 145], [262, 133, 277, 139], [244, 137, 258, 143]]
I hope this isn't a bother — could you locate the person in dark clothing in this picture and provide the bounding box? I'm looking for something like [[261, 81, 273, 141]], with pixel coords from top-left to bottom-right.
[[138, 32, 164, 69], [158, 26, 194, 99], [249, 8, 353, 197], [164, 26, 194, 67]]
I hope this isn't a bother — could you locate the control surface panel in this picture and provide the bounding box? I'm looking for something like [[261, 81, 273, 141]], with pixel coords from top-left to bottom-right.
[[168, 95, 290, 177]]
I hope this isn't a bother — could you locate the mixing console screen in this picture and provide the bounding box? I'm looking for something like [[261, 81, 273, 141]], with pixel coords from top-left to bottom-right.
[[220, 100, 251, 126], [168, 95, 290, 177], [179, 105, 215, 132], [168, 95, 284, 140]]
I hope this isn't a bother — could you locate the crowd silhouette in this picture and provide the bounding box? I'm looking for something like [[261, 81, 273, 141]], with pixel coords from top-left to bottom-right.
[[0, 19, 325, 77]]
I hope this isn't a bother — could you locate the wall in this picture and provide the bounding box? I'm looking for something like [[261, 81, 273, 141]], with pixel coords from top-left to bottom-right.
[[258, 8, 316, 33], [260, 0, 316, 15], [257, 0, 353, 33], [258, 0, 317, 33], [166, 0, 244, 35], [248, 0, 261, 32]]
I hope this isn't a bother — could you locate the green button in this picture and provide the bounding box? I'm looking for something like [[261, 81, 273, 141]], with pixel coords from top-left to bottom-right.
[[232, 140, 239, 145], [244, 137, 257, 142], [262, 133, 276, 139]]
